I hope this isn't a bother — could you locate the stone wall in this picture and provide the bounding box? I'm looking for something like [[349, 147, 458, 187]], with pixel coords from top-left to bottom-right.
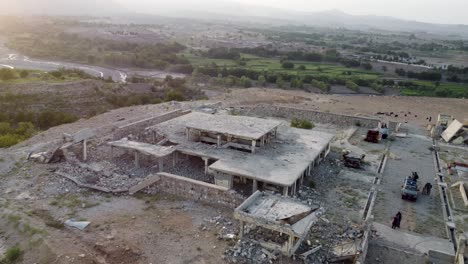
[[234, 104, 398, 130], [155, 172, 244, 208], [113, 109, 189, 140]]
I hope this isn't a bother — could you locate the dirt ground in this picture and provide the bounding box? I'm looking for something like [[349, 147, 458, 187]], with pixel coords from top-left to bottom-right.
[[213, 88, 468, 126], [0, 89, 467, 263]]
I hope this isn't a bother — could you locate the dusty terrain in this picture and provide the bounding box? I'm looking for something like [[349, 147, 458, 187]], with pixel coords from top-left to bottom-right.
[[0, 89, 467, 263], [214, 88, 468, 126]]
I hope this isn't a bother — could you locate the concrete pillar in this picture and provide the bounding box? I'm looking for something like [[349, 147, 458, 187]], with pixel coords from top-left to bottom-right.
[[110, 146, 114, 159], [158, 158, 164, 172], [253, 180, 258, 193], [172, 152, 176, 167], [134, 151, 140, 168], [251, 140, 256, 154], [83, 139, 87, 161], [217, 135, 221, 147], [203, 157, 209, 175], [239, 221, 244, 239], [283, 186, 288, 196], [287, 235, 295, 254], [152, 131, 156, 143], [186, 128, 190, 140], [292, 181, 296, 196]]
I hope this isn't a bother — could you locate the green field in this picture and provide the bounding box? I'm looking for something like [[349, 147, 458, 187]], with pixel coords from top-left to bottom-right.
[[182, 52, 380, 80], [400, 80, 468, 97]]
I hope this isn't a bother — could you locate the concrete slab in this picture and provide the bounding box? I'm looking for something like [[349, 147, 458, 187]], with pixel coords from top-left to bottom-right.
[[441, 120, 464, 143], [129, 175, 161, 195], [108, 139, 176, 158], [181, 112, 281, 140], [69, 128, 95, 143]]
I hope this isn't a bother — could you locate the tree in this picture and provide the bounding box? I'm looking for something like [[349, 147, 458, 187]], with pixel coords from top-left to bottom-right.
[[362, 62, 373, 70], [298, 65, 306, 71], [345, 80, 359, 92], [276, 76, 284, 88], [0, 68, 15, 81], [311, 80, 329, 92], [282, 61, 295, 70], [20, 70, 29, 78], [240, 76, 252, 88], [0, 122, 11, 135], [257, 75, 266, 87], [395, 68, 406, 76], [381, 66, 388, 72], [290, 78, 303, 89]]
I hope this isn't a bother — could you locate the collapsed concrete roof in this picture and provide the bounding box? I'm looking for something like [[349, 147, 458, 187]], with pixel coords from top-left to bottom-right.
[[442, 119, 464, 143], [234, 191, 322, 256]]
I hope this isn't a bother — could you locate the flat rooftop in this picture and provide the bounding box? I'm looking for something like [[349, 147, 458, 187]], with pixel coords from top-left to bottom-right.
[[148, 112, 334, 187], [176, 112, 281, 140]]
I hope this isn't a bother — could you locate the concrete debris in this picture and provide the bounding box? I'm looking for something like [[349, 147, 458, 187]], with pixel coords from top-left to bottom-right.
[[203, 215, 237, 241], [300, 245, 322, 259], [223, 239, 279, 264], [28, 152, 48, 163], [65, 219, 90, 230]]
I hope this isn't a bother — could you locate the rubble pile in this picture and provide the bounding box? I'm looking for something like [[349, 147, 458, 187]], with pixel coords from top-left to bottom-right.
[[245, 226, 288, 244], [202, 215, 238, 240], [223, 239, 279, 264], [55, 161, 156, 191]]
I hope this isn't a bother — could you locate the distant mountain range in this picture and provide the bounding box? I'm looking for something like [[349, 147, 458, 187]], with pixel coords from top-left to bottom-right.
[[1, 0, 468, 37], [0, 0, 125, 16]]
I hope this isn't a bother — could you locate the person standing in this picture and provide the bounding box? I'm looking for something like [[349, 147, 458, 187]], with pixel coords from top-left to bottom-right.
[[395, 212, 402, 228], [426, 183, 433, 195]]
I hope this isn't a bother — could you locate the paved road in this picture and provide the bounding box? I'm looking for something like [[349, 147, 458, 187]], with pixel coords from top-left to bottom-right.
[[372, 222, 454, 255], [0, 42, 186, 83], [0, 53, 128, 82], [373, 124, 447, 238]]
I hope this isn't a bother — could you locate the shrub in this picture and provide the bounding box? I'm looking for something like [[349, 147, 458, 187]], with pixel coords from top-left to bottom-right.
[[0, 122, 12, 134], [281, 61, 295, 69], [2, 245, 22, 263], [291, 118, 314, 129], [0, 68, 15, 81], [308, 180, 316, 188], [311, 79, 329, 92], [0, 134, 22, 148], [19, 70, 29, 78], [345, 80, 359, 92], [164, 90, 184, 102]]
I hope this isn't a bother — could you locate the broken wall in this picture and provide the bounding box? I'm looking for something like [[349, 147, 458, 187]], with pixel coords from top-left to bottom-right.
[[154, 172, 244, 208], [234, 105, 398, 130], [112, 110, 189, 140]]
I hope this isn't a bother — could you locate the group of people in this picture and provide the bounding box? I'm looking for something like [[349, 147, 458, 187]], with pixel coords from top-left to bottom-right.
[[391, 183, 432, 230]]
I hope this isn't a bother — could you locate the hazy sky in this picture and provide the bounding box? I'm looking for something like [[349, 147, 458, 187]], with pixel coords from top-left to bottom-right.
[[116, 0, 468, 24]]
